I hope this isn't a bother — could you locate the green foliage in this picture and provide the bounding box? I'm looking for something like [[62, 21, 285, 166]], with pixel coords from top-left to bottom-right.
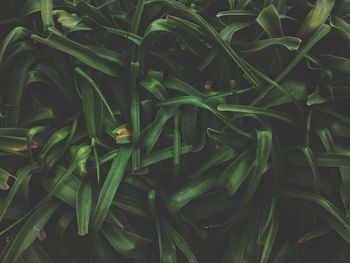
[[1, 0, 350, 262]]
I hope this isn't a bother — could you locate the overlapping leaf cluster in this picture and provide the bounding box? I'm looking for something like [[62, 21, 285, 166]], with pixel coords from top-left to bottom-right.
[[1, 0, 350, 262]]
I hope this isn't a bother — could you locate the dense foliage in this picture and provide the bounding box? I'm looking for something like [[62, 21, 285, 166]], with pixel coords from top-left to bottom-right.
[[1, 0, 350, 262]]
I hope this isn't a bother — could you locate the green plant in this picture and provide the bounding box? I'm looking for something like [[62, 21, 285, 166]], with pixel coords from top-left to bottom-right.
[[1, 0, 350, 262]]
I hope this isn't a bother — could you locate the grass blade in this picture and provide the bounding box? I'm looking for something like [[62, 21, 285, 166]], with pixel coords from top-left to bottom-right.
[[91, 146, 132, 231], [40, 0, 54, 31], [0, 164, 39, 223], [31, 32, 120, 77], [1, 199, 60, 263], [76, 180, 92, 236], [217, 104, 297, 125]]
